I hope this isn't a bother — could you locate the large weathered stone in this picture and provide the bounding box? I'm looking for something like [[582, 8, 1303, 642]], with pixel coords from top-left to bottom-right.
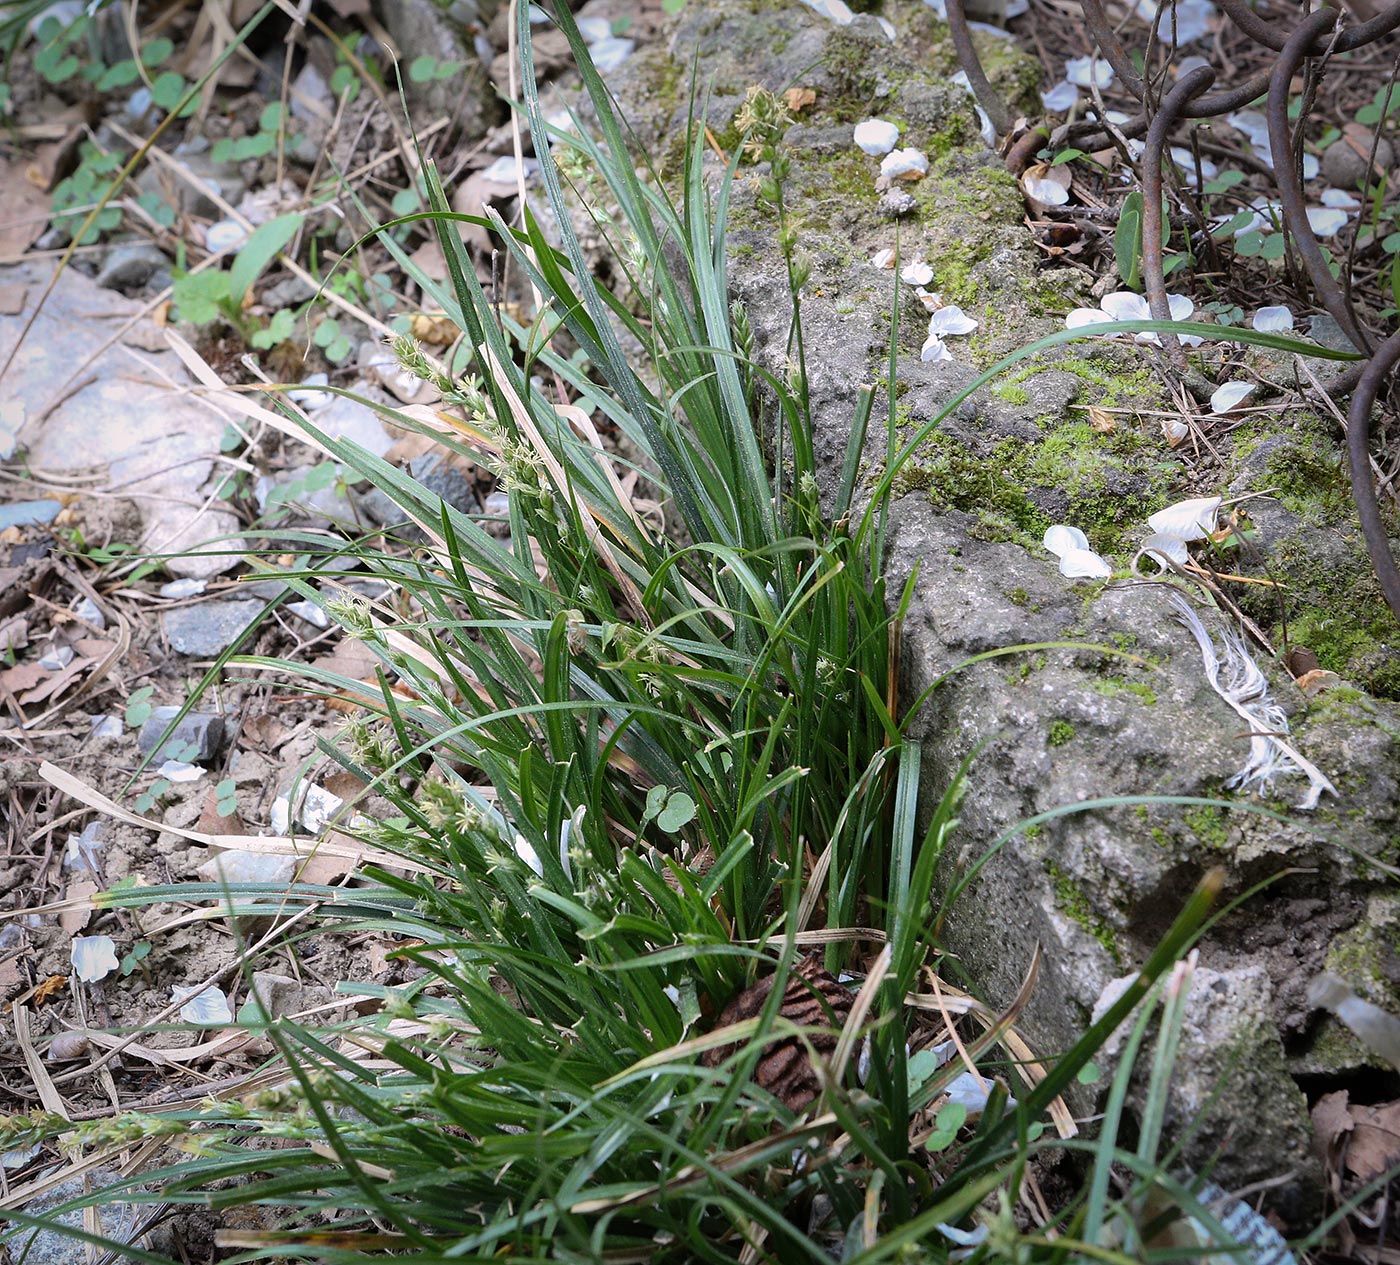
[[557, 0, 1400, 1213]]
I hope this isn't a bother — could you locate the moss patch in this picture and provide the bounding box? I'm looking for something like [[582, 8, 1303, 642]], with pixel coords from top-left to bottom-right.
[[1047, 719, 1075, 747], [1045, 858, 1123, 964]]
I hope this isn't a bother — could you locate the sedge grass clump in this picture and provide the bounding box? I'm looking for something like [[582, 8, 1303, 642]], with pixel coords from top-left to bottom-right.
[[2, 5, 1324, 1262]]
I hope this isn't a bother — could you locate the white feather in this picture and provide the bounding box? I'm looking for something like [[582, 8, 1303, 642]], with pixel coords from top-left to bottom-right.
[[1167, 591, 1335, 810]]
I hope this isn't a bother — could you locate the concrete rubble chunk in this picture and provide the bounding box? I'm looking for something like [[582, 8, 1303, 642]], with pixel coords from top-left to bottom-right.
[[136, 705, 226, 763], [162, 600, 265, 657]]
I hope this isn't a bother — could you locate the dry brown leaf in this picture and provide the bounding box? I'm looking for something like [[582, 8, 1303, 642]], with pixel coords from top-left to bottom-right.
[[242, 713, 290, 750], [1295, 668, 1342, 697], [58, 878, 98, 933], [1087, 406, 1116, 434], [0, 661, 48, 695], [32, 974, 68, 1006], [1312, 1088, 1354, 1162], [784, 86, 817, 112], [295, 830, 364, 886], [197, 786, 246, 837], [1346, 1100, 1400, 1180], [410, 312, 461, 346], [18, 655, 96, 707], [0, 281, 27, 315]]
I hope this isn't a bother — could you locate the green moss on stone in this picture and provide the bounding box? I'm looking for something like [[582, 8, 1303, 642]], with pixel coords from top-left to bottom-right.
[[1045, 858, 1123, 964], [1184, 805, 1230, 851], [1047, 719, 1075, 747]]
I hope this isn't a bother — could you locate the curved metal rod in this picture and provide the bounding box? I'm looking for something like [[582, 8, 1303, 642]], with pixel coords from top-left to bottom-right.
[[1141, 65, 1217, 367], [1218, 0, 1400, 54], [1080, 0, 1150, 103], [944, 0, 1014, 136], [1267, 7, 1375, 355], [1346, 330, 1400, 621]]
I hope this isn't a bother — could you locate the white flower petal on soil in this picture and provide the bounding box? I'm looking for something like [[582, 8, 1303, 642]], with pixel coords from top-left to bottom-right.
[[1023, 171, 1070, 205], [1162, 418, 1189, 446], [880, 147, 929, 181], [174, 984, 233, 1026], [1177, 55, 1212, 76], [513, 832, 545, 877], [1169, 147, 1218, 182], [1252, 305, 1294, 331], [1302, 152, 1320, 180], [1043, 524, 1091, 558], [480, 155, 538, 186], [1041, 80, 1079, 112], [920, 334, 953, 363], [71, 935, 119, 984], [1306, 206, 1349, 238], [1065, 55, 1114, 88], [928, 306, 978, 336], [969, 21, 1014, 39], [854, 118, 900, 156], [159, 578, 206, 598], [1059, 548, 1113, 579], [1147, 495, 1222, 541], [1226, 109, 1270, 151], [1143, 0, 1216, 44], [157, 760, 205, 783], [1167, 293, 1195, 321], [945, 1070, 1017, 1112], [1006, 0, 1029, 15], [589, 36, 634, 72], [38, 645, 74, 671], [204, 219, 248, 253], [1141, 531, 1190, 565], [914, 289, 945, 312], [876, 15, 897, 39], [1210, 380, 1256, 413], [869, 247, 895, 269], [287, 372, 331, 410], [575, 16, 612, 41], [1321, 187, 1361, 210], [924, 0, 948, 15], [1065, 307, 1114, 331], [900, 260, 935, 286], [1100, 291, 1150, 321], [975, 105, 997, 146], [937, 1223, 991, 1248], [90, 714, 123, 740]]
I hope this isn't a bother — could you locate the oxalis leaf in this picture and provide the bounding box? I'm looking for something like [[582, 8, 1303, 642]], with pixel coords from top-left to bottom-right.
[[229, 212, 303, 303]]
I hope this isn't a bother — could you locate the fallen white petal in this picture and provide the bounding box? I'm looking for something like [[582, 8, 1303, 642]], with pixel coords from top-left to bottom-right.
[[1059, 548, 1113, 579], [923, 0, 947, 15], [975, 104, 997, 146], [575, 16, 612, 41], [1141, 531, 1190, 565], [1043, 524, 1090, 558], [1147, 495, 1222, 541], [1320, 187, 1361, 210], [1041, 80, 1079, 112], [880, 147, 929, 181], [90, 714, 123, 740], [876, 15, 897, 38], [38, 645, 74, 671], [1100, 291, 1150, 321], [288, 373, 331, 410], [1306, 207, 1349, 238], [514, 832, 545, 876], [1167, 293, 1195, 321], [1169, 147, 1218, 181], [1005, 0, 1029, 14], [174, 985, 233, 1026], [589, 36, 634, 72], [937, 1223, 991, 1247], [797, 0, 856, 23], [1226, 110, 1270, 151], [480, 155, 537, 185], [1024, 173, 1070, 205], [969, 20, 1014, 38], [1162, 418, 1189, 446], [1252, 305, 1294, 332], [928, 306, 978, 336], [854, 118, 900, 156], [1066, 307, 1114, 330], [160, 578, 206, 598], [1065, 55, 1114, 88], [1302, 152, 1320, 180], [914, 289, 945, 312], [901, 260, 935, 286], [870, 247, 895, 269], [204, 220, 248, 253], [157, 760, 205, 783], [71, 935, 119, 984], [1210, 381, 1256, 413], [920, 335, 953, 363]]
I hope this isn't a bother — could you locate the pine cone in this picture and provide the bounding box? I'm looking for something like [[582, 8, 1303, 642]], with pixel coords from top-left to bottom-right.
[[701, 954, 854, 1112]]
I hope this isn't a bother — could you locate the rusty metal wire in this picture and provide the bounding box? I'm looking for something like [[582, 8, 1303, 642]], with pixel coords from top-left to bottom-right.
[[948, 0, 1400, 623]]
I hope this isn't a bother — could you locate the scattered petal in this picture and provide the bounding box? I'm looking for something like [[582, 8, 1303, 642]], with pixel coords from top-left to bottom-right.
[[287, 599, 330, 629], [974, 104, 997, 146], [923, 0, 947, 15], [854, 118, 900, 155], [1100, 291, 1150, 321], [920, 334, 953, 362], [174, 984, 233, 1026], [1059, 548, 1113, 579], [1210, 380, 1256, 413], [71, 935, 119, 984], [157, 760, 206, 782], [1226, 109, 1270, 152], [1023, 168, 1070, 205], [159, 578, 206, 598], [589, 36, 634, 72], [1043, 524, 1090, 558], [870, 247, 895, 269], [1306, 206, 1349, 238], [1321, 187, 1361, 209], [968, 21, 1014, 39], [880, 147, 929, 181], [38, 645, 74, 671], [1141, 531, 1190, 565], [928, 305, 978, 336], [575, 16, 612, 41], [287, 372, 331, 410], [1041, 80, 1079, 113], [797, 0, 856, 22], [1005, 0, 1029, 14], [1065, 55, 1114, 88], [1302, 152, 1320, 181], [876, 15, 897, 39], [204, 219, 248, 253], [1161, 418, 1189, 446], [480, 155, 537, 185], [1252, 305, 1294, 332], [1167, 293, 1195, 321], [1169, 147, 1218, 182], [913, 288, 945, 312], [89, 714, 123, 740], [514, 832, 544, 876], [1066, 306, 1114, 331], [1140, 0, 1216, 43], [901, 260, 935, 286], [937, 1223, 991, 1248], [1147, 495, 1222, 541]]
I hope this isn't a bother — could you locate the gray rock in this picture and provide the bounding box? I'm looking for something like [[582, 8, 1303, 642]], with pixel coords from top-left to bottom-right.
[[408, 452, 480, 516], [6, 1167, 143, 1265], [260, 275, 317, 308], [136, 705, 226, 763], [0, 500, 61, 529], [163, 600, 265, 656], [95, 242, 168, 292], [1321, 133, 1394, 188]]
